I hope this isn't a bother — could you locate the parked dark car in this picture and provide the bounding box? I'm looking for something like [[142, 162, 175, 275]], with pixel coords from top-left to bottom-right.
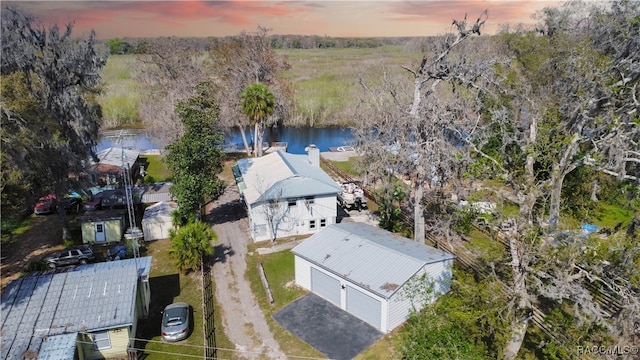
[[61, 197, 83, 214], [84, 192, 104, 211], [34, 194, 57, 215], [161, 302, 191, 342], [100, 189, 128, 209], [44, 245, 95, 269]]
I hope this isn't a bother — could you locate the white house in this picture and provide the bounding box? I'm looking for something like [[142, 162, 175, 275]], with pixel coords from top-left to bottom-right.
[[142, 201, 178, 241], [292, 223, 456, 333], [0, 257, 152, 360], [234, 146, 343, 242]]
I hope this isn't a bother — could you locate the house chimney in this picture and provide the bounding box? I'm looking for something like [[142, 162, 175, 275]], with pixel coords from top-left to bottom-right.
[[305, 144, 320, 166]]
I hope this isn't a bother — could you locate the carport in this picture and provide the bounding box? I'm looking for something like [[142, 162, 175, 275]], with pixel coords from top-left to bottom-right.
[[273, 293, 383, 360]]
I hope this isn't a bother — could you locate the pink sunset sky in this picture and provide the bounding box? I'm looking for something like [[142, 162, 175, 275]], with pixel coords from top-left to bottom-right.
[[7, 1, 567, 39]]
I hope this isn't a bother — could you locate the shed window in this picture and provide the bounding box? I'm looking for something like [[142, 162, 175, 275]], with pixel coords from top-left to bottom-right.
[[93, 330, 111, 350]]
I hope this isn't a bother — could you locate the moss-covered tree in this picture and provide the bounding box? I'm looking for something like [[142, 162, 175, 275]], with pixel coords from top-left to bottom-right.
[[1, 6, 106, 239]]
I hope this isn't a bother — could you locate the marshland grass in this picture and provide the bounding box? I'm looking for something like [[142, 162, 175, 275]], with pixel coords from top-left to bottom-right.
[[99, 46, 421, 129]]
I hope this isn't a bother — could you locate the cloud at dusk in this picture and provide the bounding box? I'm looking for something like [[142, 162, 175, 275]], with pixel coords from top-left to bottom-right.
[[6, 0, 567, 39]]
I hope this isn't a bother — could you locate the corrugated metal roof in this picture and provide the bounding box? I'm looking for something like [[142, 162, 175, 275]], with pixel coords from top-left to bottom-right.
[[237, 150, 342, 205], [134, 182, 175, 204], [94, 147, 140, 167], [37, 333, 78, 360], [292, 223, 455, 299], [0, 257, 152, 360]]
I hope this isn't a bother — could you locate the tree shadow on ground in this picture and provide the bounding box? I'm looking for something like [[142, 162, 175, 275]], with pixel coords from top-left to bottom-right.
[[206, 199, 246, 225], [212, 244, 235, 264]]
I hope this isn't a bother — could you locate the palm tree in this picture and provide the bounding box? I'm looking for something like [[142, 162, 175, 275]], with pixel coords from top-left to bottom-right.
[[168, 222, 216, 273], [241, 82, 275, 157]]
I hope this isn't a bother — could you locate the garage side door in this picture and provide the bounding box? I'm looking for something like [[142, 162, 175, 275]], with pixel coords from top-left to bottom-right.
[[346, 286, 381, 329], [311, 268, 341, 306]]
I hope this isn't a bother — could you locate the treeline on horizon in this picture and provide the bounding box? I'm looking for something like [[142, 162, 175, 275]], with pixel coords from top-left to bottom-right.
[[103, 34, 429, 55]]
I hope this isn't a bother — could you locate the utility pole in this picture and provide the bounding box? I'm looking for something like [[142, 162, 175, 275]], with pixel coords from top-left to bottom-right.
[[104, 129, 143, 257]]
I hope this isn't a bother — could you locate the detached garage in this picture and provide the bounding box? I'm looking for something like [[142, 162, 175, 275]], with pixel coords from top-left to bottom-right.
[[142, 201, 177, 241], [292, 222, 456, 334]]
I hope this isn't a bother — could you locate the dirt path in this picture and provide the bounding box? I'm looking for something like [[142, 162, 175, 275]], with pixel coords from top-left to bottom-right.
[[207, 185, 286, 360], [1, 215, 64, 290]]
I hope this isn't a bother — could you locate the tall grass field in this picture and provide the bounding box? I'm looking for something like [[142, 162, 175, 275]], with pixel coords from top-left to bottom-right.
[[98, 46, 420, 129]]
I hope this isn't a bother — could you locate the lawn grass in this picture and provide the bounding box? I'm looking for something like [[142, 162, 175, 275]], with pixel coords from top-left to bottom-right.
[[329, 157, 365, 179], [464, 228, 506, 263], [244, 247, 325, 359], [1, 216, 31, 244], [136, 240, 235, 360], [244, 245, 403, 359], [140, 155, 171, 182], [355, 328, 403, 360]]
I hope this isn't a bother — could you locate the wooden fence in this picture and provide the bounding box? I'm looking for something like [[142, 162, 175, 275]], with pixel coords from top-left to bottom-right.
[[201, 262, 217, 359]]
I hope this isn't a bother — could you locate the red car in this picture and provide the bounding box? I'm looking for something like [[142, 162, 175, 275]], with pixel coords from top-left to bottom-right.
[[83, 192, 104, 211], [34, 194, 57, 215]]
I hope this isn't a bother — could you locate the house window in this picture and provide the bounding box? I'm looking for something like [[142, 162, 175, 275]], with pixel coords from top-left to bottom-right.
[[304, 196, 315, 205], [309, 220, 317, 229], [288, 199, 297, 207], [93, 330, 111, 350], [320, 219, 327, 227]]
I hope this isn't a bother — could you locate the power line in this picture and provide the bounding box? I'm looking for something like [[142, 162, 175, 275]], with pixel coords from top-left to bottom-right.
[[123, 337, 329, 359]]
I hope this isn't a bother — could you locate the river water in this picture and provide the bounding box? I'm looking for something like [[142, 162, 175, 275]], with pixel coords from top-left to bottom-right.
[[98, 126, 356, 155]]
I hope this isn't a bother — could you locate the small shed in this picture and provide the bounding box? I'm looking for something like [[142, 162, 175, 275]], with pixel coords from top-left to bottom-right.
[[142, 201, 177, 241], [80, 210, 126, 244], [292, 222, 456, 334], [134, 182, 174, 204]]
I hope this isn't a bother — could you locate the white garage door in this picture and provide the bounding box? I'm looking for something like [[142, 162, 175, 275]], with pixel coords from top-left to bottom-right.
[[311, 268, 341, 306], [346, 286, 381, 329]]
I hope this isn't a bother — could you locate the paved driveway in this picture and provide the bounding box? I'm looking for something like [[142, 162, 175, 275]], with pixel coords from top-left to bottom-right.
[[273, 293, 383, 360]]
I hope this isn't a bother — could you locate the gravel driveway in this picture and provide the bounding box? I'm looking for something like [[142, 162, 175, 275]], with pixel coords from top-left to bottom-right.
[[207, 185, 286, 359]]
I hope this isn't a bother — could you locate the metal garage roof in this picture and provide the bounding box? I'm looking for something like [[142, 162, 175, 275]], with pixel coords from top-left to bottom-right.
[[292, 223, 455, 299], [236, 150, 342, 205], [0, 257, 152, 359]]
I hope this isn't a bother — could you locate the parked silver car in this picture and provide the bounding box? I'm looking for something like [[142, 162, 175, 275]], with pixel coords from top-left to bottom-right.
[[44, 245, 95, 269], [161, 302, 190, 342]]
